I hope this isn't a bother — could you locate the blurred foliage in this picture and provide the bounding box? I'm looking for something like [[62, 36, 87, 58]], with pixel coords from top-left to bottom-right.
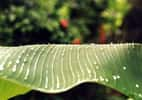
[[0, 0, 130, 45], [0, 0, 108, 45], [101, 0, 130, 35]]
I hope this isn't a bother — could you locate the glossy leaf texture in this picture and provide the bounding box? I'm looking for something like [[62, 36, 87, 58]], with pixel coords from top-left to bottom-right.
[[0, 44, 142, 99]]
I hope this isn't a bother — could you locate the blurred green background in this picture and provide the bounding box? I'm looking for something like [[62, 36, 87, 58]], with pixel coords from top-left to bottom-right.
[[0, 0, 130, 46], [0, 0, 139, 99]]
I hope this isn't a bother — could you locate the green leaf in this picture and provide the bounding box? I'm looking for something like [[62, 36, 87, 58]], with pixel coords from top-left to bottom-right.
[[0, 44, 142, 99], [57, 3, 70, 19], [0, 78, 30, 100]]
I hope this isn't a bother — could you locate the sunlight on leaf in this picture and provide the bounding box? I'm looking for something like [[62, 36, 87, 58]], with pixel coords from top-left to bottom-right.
[[0, 44, 141, 99]]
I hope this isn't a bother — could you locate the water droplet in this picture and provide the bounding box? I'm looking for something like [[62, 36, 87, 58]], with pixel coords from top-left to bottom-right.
[[138, 94, 142, 98], [26, 54, 29, 57], [136, 84, 139, 88], [127, 98, 134, 100], [116, 75, 120, 79], [94, 61, 97, 65], [123, 66, 127, 70], [95, 55, 99, 59], [16, 60, 20, 64], [23, 58, 27, 62], [112, 75, 117, 80], [90, 43, 95, 46], [22, 50, 25, 53], [70, 47, 73, 50], [100, 76, 104, 81], [132, 43, 135, 49], [112, 75, 120, 80], [0, 65, 4, 71], [105, 78, 109, 82], [86, 46, 89, 49], [18, 55, 21, 59], [88, 70, 91, 74], [30, 47, 34, 50]]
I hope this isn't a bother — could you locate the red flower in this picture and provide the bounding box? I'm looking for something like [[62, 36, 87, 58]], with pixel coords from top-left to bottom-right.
[[98, 25, 106, 44], [60, 19, 69, 28], [72, 38, 81, 44]]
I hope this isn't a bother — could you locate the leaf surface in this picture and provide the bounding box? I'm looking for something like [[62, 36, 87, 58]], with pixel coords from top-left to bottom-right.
[[0, 44, 142, 99]]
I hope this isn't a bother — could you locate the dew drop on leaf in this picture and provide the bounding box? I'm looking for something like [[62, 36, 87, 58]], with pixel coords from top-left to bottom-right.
[[16, 60, 20, 64], [116, 75, 120, 79], [127, 98, 134, 100], [113, 76, 117, 80], [18, 55, 21, 59], [90, 43, 95, 46], [138, 94, 142, 98], [30, 47, 34, 50], [123, 66, 127, 70], [136, 84, 139, 88], [23, 58, 27, 63], [99, 76, 104, 81], [105, 78, 109, 82], [94, 61, 97, 65]]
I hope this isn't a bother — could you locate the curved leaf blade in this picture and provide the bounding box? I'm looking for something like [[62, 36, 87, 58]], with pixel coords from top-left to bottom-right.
[[0, 44, 142, 99]]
